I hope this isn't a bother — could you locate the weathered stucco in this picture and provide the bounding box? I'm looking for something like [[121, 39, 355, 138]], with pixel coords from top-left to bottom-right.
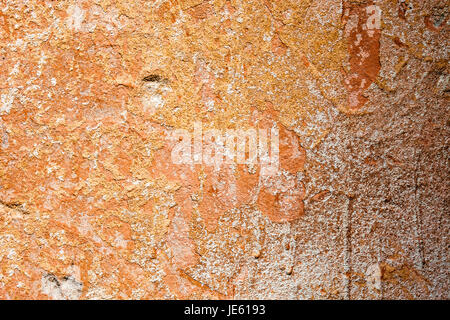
[[0, 0, 448, 299]]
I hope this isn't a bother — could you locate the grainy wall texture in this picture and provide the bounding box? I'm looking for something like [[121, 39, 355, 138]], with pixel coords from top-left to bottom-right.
[[0, 0, 448, 299]]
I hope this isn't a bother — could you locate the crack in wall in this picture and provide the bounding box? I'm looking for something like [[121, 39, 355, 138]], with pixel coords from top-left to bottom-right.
[[0, 200, 30, 215]]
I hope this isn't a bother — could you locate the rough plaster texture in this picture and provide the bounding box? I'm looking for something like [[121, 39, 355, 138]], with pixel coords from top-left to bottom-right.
[[0, 0, 448, 299]]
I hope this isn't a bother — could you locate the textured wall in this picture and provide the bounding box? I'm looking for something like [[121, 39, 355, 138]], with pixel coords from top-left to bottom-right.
[[0, 0, 448, 299]]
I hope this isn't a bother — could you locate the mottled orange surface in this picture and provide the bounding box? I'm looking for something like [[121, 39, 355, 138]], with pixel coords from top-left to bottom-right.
[[0, 0, 448, 299]]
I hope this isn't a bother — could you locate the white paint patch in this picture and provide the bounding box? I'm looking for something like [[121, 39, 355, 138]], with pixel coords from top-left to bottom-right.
[[141, 82, 171, 114], [366, 263, 382, 291], [67, 5, 85, 31], [1, 128, 8, 149], [0, 88, 17, 115], [41, 273, 83, 300]]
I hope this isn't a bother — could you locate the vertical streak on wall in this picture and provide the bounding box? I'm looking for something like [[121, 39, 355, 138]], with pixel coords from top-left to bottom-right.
[[413, 149, 425, 271], [343, 195, 354, 300]]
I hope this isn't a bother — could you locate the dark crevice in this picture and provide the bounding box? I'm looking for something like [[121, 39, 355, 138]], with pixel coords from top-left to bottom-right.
[[142, 74, 163, 82], [0, 199, 30, 214]]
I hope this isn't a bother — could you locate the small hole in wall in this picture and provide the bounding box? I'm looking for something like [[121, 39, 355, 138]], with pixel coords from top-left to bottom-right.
[[142, 74, 163, 82]]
